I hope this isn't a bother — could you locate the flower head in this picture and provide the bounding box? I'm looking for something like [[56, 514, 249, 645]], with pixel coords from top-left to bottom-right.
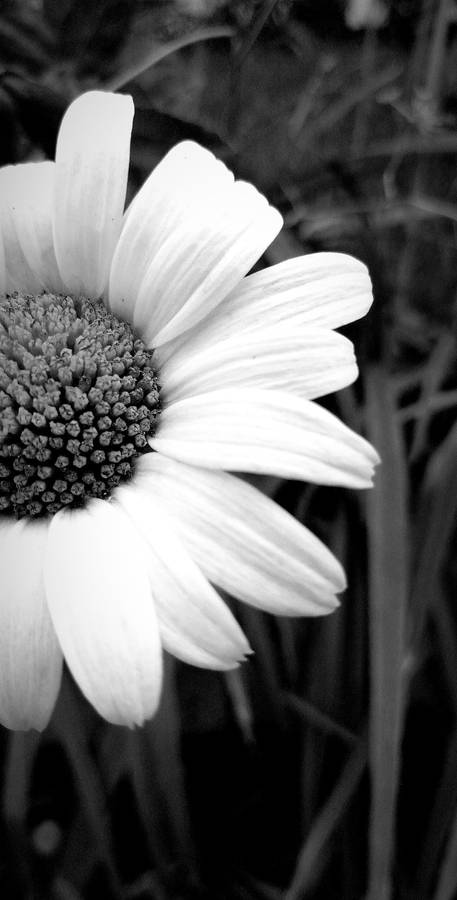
[[0, 91, 379, 729]]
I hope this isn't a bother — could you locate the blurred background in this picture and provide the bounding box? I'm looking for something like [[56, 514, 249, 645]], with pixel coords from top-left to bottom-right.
[[1, 0, 457, 898]]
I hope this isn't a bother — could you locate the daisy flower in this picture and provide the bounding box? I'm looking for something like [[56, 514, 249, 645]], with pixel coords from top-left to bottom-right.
[[0, 91, 378, 730]]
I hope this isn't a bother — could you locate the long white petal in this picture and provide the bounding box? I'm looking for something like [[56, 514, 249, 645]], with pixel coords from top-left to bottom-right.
[[150, 388, 380, 488], [44, 500, 162, 727], [0, 518, 63, 730], [53, 91, 134, 298], [156, 252, 372, 365], [160, 323, 358, 403], [1, 162, 64, 292], [136, 455, 345, 615], [0, 224, 5, 293], [109, 141, 282, 345], [115, 483, 251, 669], [0, 166, 43, 293]]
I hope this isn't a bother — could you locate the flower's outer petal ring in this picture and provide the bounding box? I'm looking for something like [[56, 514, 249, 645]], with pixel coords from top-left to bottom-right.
[[2, 162, 65, 293], [109, 141, 282, 346], [44, 500, 162, 727], [159, 621, 239, 670], [0, 518, 63, 730], [157, 252, 372, 365], [150, 388, 380, 488], [160, 323, 358, 403], [0, 221, 5, 293], [137, 454, 345, 616], [53, 91, 134, 298], [0, 166, 44, 294], [115, 483, 251, 669]]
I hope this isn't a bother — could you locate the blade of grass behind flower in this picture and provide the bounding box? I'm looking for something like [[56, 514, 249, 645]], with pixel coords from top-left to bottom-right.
[[104, 27, 234, 91], [416, 723, 457, 898], [413, 426, 457, 894], [285, 736, 367, 899], [409, 332, 455, 461], [408, 420, 457, 668], [365, 364, 409, 900], [298, 603, 348, 840], [2, 730, 41, 894], [128, 655, 197, 878], [432, 798, 457, 900], [283, 692, 357, 748], [51, 675, 122, 897], [224, 669, 255, 744], [235, 601, 286, 728]]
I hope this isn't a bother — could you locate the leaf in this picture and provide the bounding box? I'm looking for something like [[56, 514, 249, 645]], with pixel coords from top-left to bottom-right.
[[365, 364, 409, 900], [50, 675, 122, 898], [285, 736, 367, 898], [127, 655, 197, 882], [433, 792, 457, 900], [104, 26, 234, 92], [2, 730, 41, 895], [408, 420, 457, 666]]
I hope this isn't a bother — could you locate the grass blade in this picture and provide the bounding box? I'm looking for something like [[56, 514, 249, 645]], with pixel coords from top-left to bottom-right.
[[105, 27, 234, 91], [408, 420, 457, 665], [365, 364, 409, 900], [51, 676, 122, 897], [433, 798, 457, 900], [285, 737, 367, 898]]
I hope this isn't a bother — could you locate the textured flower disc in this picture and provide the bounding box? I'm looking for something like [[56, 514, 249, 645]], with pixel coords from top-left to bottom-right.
[[0, 291, 160, 519]]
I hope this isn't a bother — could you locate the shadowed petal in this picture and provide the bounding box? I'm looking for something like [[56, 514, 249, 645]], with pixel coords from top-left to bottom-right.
[[1, 162, 64, 292], [0, 518, 63, 730], [0, 225, 5, 293], [44, 500, 162, 727], [115, 483, 251, 669], [0, 166, 43, 293]]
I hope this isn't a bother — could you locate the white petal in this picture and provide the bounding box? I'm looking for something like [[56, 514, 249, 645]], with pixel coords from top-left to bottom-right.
[[108, 141, 282, 345], [0, 518, 63, 730], [0, 166, 43, 293], [136, 455, 345, 616], [115, 483, 251, 669], [53, 91, 134, 298], [1, 162, 64, 292], [160, 323, 358, 403], [157, 252, 372, 366], [0, 223, 5, 293], [150, 388, 380, 488], [44, 500, 162, 727]]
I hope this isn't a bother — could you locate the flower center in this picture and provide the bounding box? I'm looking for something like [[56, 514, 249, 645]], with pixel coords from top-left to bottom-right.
[[0, 292, 160, 519]]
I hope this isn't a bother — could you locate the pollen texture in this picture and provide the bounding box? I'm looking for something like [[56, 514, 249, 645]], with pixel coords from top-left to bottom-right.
[[0, 292, 160, 519]]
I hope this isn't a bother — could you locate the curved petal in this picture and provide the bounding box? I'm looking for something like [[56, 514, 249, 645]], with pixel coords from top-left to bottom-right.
[[109, 141, 282, 345], [2, 162, 64, 293], [53, 91, 134, 298], [159, 621, 238, 669], [157, 252, 372, 366], [115, 482, 251, 669], [160, 323, 358, 403], [136, 454, 345, 616], [44, 499, 162, 727], [0, 518, 63, 730], [150, 388, 380, 488], [0, 166, 43, 293]]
